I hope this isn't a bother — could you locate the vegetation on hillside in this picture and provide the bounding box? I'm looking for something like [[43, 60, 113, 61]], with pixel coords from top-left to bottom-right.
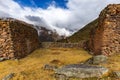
[[59, 18, 98, 43]]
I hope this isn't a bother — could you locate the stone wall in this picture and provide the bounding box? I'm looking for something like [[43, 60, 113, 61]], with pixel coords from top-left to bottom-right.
[[89, 4, 120, 56], [0, 18, 40, 59], [41, 42, 84, 48], [0, 19, 14, 58]]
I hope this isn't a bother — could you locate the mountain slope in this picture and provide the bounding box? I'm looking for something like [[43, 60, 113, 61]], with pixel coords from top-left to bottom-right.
[[59, 18, 98, 43]]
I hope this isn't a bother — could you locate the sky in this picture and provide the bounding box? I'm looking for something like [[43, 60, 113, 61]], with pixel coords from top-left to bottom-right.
[[14, 0, 68, 8], [0, 0, 120, 36]]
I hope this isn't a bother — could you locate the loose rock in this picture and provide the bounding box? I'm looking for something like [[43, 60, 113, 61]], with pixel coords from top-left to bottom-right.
[[85, 55, 108, 65], [0, 57, 9, 62], [55, 64, 109, 79], [0, 58, 5, 62], [43, 64, 57, 71], [2, 73, 14, 80], [112, 71, 120, 78]]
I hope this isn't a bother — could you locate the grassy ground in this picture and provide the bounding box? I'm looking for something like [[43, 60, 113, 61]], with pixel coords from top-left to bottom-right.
[[0, 48, 91, 80], [101, 54, 120, 71], [0, 48, 120, 80]]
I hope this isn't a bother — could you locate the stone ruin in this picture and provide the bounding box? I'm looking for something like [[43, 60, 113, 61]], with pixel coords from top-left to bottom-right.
[[89, 4, 120, 56], [0, 18, 39, 59]]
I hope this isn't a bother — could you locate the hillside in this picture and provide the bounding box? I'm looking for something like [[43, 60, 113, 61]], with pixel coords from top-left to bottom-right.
[[59, 18, 98, 43]]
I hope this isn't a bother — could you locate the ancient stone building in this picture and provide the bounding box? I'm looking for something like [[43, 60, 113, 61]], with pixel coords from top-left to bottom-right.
[[0, 18, 39, 59], [89, 4, 120, 56]]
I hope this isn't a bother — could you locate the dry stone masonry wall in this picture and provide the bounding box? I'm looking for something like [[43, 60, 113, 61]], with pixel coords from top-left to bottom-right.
[[0, 19, 14, 58], [41, 42, 84, 48], [89, 4, 120, 56], [0, 18, 39, 59]]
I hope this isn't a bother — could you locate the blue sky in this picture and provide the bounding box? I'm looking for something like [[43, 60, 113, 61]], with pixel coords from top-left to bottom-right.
[[14, 0, 67, 8], [0, 0, 120, 36]]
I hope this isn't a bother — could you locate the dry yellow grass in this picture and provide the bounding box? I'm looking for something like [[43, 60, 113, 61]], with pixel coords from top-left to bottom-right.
[[0, 48, 91, 80], [101, 54, 120, 71]]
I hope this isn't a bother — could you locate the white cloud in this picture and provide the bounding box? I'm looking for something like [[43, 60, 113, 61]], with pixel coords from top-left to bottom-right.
[[0, 0, 120, 36]]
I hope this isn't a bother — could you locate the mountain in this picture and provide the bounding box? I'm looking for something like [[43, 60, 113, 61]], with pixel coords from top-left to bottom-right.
[[35, 26, 65, 42], [59, 18, 98, 43]]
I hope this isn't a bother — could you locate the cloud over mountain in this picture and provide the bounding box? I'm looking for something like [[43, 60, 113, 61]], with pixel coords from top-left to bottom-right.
[[0, 0, 120, 36]]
